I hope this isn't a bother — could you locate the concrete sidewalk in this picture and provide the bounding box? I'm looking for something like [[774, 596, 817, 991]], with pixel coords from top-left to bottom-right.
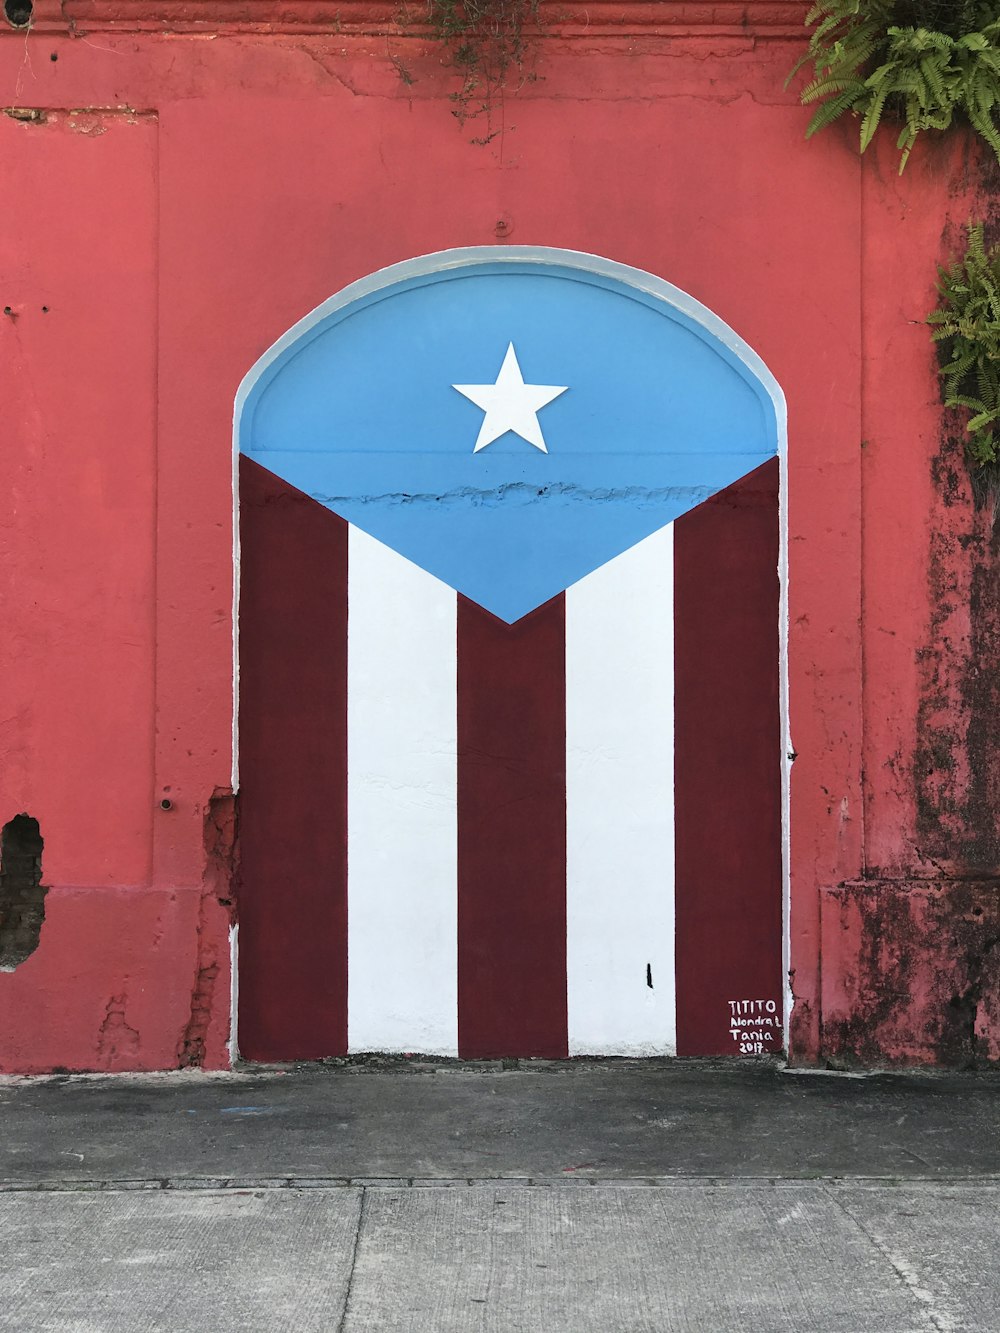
[[2, 1060, 999, 1331]]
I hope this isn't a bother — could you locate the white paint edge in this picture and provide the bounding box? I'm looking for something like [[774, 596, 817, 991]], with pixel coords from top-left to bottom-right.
[[227, 922, 239, 1066], [346, 527, 458, 1057], [230, 395, 241, 1061], [778, 385, 792, 1055], [231, 407, 240, 795], [566, 524, 676, 1056]]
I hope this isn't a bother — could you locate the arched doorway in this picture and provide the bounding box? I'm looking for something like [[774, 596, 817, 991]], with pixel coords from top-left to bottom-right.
[[234, 248, 787, 1061]]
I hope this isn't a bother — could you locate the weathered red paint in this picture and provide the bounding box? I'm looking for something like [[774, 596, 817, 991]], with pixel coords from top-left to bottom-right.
[[674, 460, 783, 1057], [820, 878, 1000, 1067], [457, 596, 568, 1059], [2, 0, 998, 1069]]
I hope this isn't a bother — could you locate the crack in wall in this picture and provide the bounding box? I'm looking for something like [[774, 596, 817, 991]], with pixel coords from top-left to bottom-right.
[[316, 480, 718, 509], [97, 993, 140, 1066], [177, 788, 237, 1068]]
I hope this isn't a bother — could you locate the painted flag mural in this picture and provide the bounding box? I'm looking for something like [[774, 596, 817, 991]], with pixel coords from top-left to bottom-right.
[[236, 248, 786, 1061]]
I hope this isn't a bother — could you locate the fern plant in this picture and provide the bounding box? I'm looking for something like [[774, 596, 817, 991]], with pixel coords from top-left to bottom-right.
[[790, 1, 1000, 171], [928, 223, 1000, 504]]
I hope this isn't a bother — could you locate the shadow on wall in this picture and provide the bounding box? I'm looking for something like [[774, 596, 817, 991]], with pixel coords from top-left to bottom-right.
[[0, 815, 46, 969]]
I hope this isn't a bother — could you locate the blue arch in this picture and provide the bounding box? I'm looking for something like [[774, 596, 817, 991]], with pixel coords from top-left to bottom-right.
[[236, 247, 785, 623]]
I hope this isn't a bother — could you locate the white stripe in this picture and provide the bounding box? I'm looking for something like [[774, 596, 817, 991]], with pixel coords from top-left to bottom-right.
[[565, 525, 676, 1055], [347, 527, 458, 1055]]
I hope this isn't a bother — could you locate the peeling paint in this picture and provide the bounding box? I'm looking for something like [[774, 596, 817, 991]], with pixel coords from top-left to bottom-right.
[[916, 432, 1000, 874], [821, 880, 1000, 1068], [2, 107, 46, 122], [177, 789, 237, 1069]]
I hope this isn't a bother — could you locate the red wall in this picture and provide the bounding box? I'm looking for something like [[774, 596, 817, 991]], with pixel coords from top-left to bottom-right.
[[1, 0, 996, 1069]]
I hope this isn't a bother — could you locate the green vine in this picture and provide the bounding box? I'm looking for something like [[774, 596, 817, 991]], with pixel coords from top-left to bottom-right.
[[423, 0, 540, 140], [928, 223, 1000, 505], [789, 1, 1000, 172]]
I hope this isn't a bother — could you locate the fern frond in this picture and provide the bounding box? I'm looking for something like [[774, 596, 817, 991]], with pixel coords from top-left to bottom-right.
[[801, 74, 868, 103], [945, 394, 988, 411], [860, 85, 893, 149], [967, 409, 1000, 433], [806, 87, 868, 136], [929, 224, 1000, 498], [790, 1, 1000, 169]]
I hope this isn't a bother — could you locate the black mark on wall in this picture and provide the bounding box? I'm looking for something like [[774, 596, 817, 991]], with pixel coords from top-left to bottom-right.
[[3, 0, 33, 28]]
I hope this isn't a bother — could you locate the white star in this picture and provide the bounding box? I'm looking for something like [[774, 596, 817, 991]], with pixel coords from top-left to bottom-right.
[[453, 343, 568, 454]]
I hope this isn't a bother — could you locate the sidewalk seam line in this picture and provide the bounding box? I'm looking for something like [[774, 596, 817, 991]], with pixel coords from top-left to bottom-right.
[[824, 1186, 957, 1333], [336, 1185, 367, 1333], [3, 1175, 1000, 1194]]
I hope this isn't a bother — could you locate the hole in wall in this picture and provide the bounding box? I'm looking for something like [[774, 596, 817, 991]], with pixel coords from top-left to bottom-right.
[[0, 815, 47, 969], [4, 0, 32, 26]]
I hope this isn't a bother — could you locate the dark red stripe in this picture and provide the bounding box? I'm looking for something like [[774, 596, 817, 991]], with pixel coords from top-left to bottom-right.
[[236, 457, 349, 1060], [457, 596, 568, 1058], [674, 458, 783, 1057]]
